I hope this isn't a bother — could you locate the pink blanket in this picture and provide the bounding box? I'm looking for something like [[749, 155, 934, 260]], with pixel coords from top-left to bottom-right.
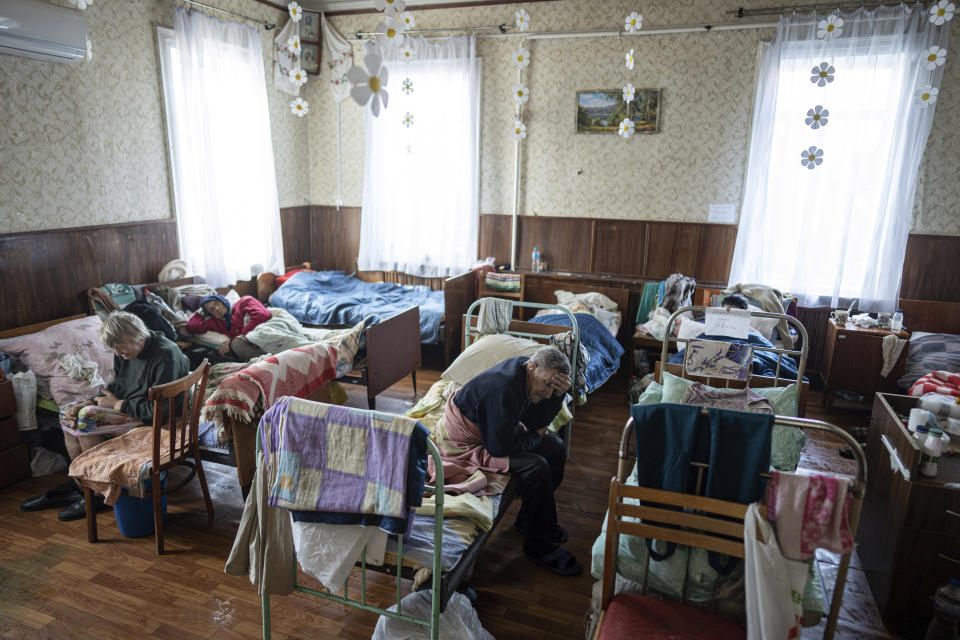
[[766, 470, 854, 560], [202, 343, 339, 425], [426, 391, 510, 496]]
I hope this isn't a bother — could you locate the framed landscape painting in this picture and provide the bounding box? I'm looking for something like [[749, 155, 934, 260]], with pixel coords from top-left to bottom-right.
[[576, 88, 661, 134]]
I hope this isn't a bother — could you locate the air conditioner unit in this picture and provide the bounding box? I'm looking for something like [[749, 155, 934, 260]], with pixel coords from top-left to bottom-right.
[[0, 0, 88, 63]]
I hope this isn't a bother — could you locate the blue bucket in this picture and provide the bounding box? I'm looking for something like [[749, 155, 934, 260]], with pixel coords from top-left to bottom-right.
[[113, 471, 168, 538]]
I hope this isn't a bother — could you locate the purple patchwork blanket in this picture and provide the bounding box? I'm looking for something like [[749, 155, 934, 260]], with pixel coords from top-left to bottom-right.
[[259, 396, 420, 517]]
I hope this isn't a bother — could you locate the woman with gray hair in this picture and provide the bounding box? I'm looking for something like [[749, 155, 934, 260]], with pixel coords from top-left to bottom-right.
[[21, 311, 189, 521]]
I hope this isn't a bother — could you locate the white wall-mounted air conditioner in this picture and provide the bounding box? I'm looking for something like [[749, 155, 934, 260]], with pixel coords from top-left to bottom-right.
[[0, 0, 88, 63]]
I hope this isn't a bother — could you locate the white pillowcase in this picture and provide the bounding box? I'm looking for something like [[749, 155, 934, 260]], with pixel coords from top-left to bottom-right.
[[747, 304, 780, 342], [677, 316, 706, 339], [442, 333, 542, 386], [554, 289, 619, 312]]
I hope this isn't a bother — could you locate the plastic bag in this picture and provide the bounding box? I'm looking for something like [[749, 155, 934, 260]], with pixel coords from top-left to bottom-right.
[[744, 503, 807, 640], [30, 446, 68, 476], [10, 371, 37, 431], [371, 592, 494, 640]]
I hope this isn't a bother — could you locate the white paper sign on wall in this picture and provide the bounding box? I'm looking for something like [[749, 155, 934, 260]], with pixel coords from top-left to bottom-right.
[[705, 308, 750, 339], [708, 203, 737, 224]]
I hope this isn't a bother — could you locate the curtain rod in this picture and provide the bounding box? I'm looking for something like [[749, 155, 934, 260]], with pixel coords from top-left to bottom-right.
[[348, 20, 778, 41], [726, 0, 922, 18], [180, 0, 277, 30]]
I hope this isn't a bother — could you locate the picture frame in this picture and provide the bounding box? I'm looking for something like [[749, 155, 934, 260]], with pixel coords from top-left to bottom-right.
[[300, 43, 319, 75], [301, 11, 320, 42], [575, 88, 661, 134]]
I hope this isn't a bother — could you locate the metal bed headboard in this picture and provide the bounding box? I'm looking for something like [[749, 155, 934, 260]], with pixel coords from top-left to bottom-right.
[[660, 305, 809, 412], [464, 298, 582, 458], [261, 438, 446, 640], [615, 412, 867, 640]]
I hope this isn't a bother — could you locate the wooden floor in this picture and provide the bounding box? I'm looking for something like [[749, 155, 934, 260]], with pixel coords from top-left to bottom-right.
[[0, 367, 892, 639]]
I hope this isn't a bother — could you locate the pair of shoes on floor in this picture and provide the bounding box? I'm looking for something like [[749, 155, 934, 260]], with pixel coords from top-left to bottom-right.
[[525, 545, 583, 577], [511, 520, 569, 544], [20, 480, 80, 512], [58, 494, 110, 522]]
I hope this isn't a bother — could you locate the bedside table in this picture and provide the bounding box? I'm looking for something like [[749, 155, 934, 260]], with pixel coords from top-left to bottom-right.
[[821, 318, 909, 409], [0, 371, 30, 488]]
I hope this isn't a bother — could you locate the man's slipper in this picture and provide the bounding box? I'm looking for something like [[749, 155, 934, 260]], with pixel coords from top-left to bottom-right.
[[526, 546, 582, 576], [511, 522, 569, 544]]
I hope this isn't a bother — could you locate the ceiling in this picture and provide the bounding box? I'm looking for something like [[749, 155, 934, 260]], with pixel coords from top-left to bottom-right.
[[297, 0, 523, 14]]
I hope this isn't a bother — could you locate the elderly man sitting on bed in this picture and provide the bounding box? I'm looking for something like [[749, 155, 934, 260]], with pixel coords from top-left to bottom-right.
[[446, 345, 581, 576]]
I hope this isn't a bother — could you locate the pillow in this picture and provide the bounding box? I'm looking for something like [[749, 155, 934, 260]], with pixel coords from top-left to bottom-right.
[[636, 381, 663, 404], [747, 304, 780, 342], [554, 289, 619, 312], [676, 317, 706, 340], [442, 333, 542, 386], [660, 371, 804, 470], [276, 267, 312, 288], [0, 315, 114, 406]]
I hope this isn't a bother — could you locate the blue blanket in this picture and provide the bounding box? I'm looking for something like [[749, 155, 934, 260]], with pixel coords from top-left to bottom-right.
[[531, 313, 625, 393], [670, 332, 805, 381], [269, 270, 445, 344]]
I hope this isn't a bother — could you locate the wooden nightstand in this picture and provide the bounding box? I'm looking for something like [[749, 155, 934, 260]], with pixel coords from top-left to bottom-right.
[[0, 371, 30, 488], [821, 318, 909, 409]]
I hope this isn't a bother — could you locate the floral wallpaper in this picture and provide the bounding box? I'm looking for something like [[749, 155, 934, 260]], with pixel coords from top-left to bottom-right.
[[314, 0, 958, 235], [0, 0, 310, 235]]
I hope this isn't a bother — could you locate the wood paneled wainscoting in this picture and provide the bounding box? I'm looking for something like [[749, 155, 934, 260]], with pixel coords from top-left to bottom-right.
[[0, 220, 180, 332]]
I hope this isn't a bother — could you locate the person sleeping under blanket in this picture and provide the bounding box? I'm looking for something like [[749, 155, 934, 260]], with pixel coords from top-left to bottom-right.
[[185, 294, 272, 361]]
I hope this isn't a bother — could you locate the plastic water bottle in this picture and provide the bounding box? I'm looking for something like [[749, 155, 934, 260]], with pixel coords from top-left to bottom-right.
[[925, 578, 960, 640], [891, 308, 904, 333], [531, 246, 541, 272], [920, 427, 944, 477]]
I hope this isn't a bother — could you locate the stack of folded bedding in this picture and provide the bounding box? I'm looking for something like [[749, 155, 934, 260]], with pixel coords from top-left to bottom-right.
[[484, 272, 522, 292]]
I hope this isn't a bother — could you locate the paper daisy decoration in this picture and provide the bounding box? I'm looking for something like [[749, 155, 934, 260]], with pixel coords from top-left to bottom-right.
[[619, 117, 635, 138], [930, 1, 955, 25], [399, 11, 416, 29], [625, 49, 634, 70], [287, 35, 301, 54], [290, 97, 309, 117], [347, 53, 390, 116], [923, 46, 947, 69], [817, 15, 843, 40], [918, 86, 939, 105], [403, 112, 414, 127], [810, 62, 835, 86], [800, 146, 823, 170], [288, 67, 308, 87], [400, 43, 415, 61], [513, 120, 527, 141], [288, 1, 302, 21], [376, 15, 406, 49], [516, 9, 531, 32], [69, 0, 92, 9], [624, 12, 643, 33], [804, 105, 829, 129], [85, 36, 93, 62], [622, 83, 636, 104], [512, 83, 530, 104], [374, 0, 406, 17], [512, 47, 530, 69], [402, 78, 413, 95]]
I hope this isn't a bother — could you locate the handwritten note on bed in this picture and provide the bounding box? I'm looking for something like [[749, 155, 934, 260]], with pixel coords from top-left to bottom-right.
[[705, 308, 750, 339]]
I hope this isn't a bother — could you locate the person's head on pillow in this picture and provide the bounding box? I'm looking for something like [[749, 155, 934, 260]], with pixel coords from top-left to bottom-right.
[[721, 294, 749, 310], [99, 311, 151, 360], [569, 302, 590, 314], [200, 294, 232, 329]]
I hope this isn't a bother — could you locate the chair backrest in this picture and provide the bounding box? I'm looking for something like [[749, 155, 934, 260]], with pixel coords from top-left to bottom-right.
[[600, 477, 759, 611], [148, 359, 210, 471]]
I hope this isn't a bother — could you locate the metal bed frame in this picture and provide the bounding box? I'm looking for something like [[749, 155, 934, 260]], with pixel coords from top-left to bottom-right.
[[659, 306, 810, 412], [261, 300, 582, 638], [261, 438, 446, 640], [615, 411, 867, 640]]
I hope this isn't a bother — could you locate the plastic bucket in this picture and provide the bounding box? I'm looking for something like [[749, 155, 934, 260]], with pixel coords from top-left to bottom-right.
[[113, 471, 167, 538]]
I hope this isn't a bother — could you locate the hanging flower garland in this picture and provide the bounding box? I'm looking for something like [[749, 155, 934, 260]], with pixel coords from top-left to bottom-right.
[[402, 112, 414, 127], [516, 9, 531, 32], [347, 53, 389, 116], [85, 36, 93, 62], [929, 1, 955, 25], [376, 14, 406, 49], [619, 12, 644, 140], [625, 48, 634, 70], [68, 0, 92, 9], [923, 45, 948, 69], [402, 78, 413, 95], [512, 121, 527, 141], [374, 0, 405, 17], [509, 9, 531, 144], [804, 105, 828, 129], [917, 86, 939, 105], [800, 146, 823, 170], [290, 97, 309, 117], [816, 15, 843, 40], [624, 11, 643, 34], [288, 2, 302, 21]]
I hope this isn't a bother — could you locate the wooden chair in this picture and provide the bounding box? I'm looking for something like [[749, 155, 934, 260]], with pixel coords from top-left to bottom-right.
[[593, 478, 751, 640], [84, 360, 213, 555]]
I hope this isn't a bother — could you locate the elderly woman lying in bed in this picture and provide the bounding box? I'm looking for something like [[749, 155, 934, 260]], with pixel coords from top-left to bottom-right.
[[185, 294, 272, 361]]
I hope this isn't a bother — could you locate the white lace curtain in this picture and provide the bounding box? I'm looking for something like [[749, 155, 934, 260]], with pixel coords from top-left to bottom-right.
[[162, 7, 285, 287], [357, 36, 480, 277], [729, 6, 950, 311]]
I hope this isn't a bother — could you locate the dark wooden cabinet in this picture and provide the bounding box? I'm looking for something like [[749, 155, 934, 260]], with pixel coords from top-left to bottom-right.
[[858, 393, 960, 628], [821, 319, 909, 408], [0, 371, 30, 488]]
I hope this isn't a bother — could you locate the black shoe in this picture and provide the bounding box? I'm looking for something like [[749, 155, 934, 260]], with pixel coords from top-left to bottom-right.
[[20, 481, 81, 512], [58, 495, 109, 522]]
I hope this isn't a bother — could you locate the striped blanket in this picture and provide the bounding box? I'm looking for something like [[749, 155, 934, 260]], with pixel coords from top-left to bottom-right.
[[259, 396, 422, 517], [484, 272, 522, 292], [201, 342, 338, 425], [909, 370, 960, 398]]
